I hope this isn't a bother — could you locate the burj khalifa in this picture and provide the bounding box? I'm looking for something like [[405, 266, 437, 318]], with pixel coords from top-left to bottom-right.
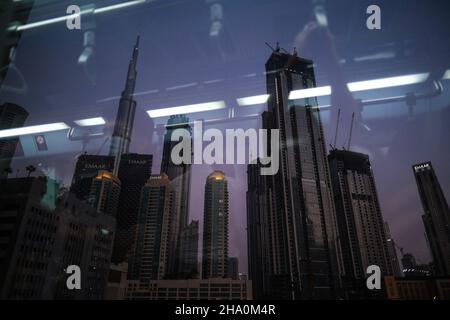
[[109, 36, 140, 173]]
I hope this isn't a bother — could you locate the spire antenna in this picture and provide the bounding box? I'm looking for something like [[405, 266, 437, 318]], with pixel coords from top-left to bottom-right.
[[135, 35, 140, 47], [347, 112, 355, 150], [333, 108, 341, 149]]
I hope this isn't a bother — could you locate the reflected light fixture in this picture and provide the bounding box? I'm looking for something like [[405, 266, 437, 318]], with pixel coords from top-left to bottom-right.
[[288, 73, 429, 100], [74, 117, 105, 126], [237, 94, 270, 106], [147, 101, 226, 118], [0, 123, 70, 138]]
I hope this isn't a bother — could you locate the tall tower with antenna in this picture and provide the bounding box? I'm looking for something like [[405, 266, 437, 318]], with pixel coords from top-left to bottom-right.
[[109, 36, 140, 174]]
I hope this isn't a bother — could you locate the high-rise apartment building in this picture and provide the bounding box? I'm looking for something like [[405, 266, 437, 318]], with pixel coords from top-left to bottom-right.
[[0, 177, 115, 299], [129, 174, 174, 280], [70, 153, 152, 264], [385, 222, 403, 278], [88, 170, 121, 217], [247, 51, 340, 299], [328, 149, 393, 297], [161, 115, 192, 277], [177, 220, 199, 279], [202, 171, 229, 279], [413, 162, 450, 276], [70, 154, 114, 201], [112, 153, 152, 264]]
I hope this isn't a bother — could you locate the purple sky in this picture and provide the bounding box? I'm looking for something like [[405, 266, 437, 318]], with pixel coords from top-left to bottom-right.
[[2, 0, 450, 274]]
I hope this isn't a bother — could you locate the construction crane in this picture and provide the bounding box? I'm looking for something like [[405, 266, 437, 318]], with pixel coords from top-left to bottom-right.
[[331, 108, 341, 150], [346, 112, 355, 150]]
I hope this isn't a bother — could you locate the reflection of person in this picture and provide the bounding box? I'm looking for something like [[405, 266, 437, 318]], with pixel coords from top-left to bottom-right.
[[294, 22, 361, 148]]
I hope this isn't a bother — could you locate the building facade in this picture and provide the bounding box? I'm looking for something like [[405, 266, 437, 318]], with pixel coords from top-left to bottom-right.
[[202, 171, 229, 280], [0, 103, 28, 179], [385, 276, 450, 300], [328, 149, 393, 297], [129, 174, 174, 280], [70, 154, 114, 201], [124, 278, 252, 300], [177, 220, 199, 279], [0, 177, 115, 299], [385, 222, 403, 277], [161, 115, 192, 278], [247, 51, 340, 300], [112, 153, 152, 264], [89, 170, 121, 217], [227, 257, 239, 280], [413, 162, 450, 276]]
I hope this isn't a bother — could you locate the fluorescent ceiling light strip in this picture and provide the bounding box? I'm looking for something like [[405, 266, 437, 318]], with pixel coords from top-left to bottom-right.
[[0, 122, 69, 138], [237, 94, 269, 106], [288, 86, 331, 100], [347, 73, 429, 92], [95, 0, 148, 14], [354, 52, 395, 62], [147, 101, 226, 118], [442, 69, 450, 80], [11, 0, 148, 31], [14, 14, 78, 31], [74, 117, 105, 126], [288, 73, 429, 100]]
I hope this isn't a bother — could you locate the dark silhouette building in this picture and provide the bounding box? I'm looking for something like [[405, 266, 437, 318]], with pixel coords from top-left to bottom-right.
[[0, 177, 115, 299], [70, 153, 152, 264], [385, 222, 403, 278], [328, 149, 393, 298], [112, 153, 152, 264], [161, 115, 192, 278], [177, 220, 199, 279], [246, 160, 271, 299], [109, 36, 140, 173], [129, 174, 174, 280], [413, 162, 450, 276], [247, 51, 340, 300], [88, 170, 121, 217], [227, 257, 239, 280], [202, 171, 229, 279], [70, 154, 114, 201], [0, 103, 28, 178]]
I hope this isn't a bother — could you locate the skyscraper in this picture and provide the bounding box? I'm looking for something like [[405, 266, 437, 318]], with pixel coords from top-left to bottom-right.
[[328, 149, 393, 297], [413, 162, 450, 276], [129, 174, 174, 280], [89, 170, 121, 217], [177, 220, 199, 279], [0, 103, 28, 179], [161, 115, 192, 277], [112, 153, 152, 264], [202, 171, 229, 279], [70, 153, 152, 263], [385, 222, 403, 278], [70, 154, 114, 201], [109, 36, 140, 174], [246, 160, 271, 300], [247, 50, 340, 299]]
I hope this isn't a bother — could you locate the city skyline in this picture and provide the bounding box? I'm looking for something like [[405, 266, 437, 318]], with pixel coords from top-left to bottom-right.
[[1, 47, 448, 276], [1, 1, 450, 299]]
